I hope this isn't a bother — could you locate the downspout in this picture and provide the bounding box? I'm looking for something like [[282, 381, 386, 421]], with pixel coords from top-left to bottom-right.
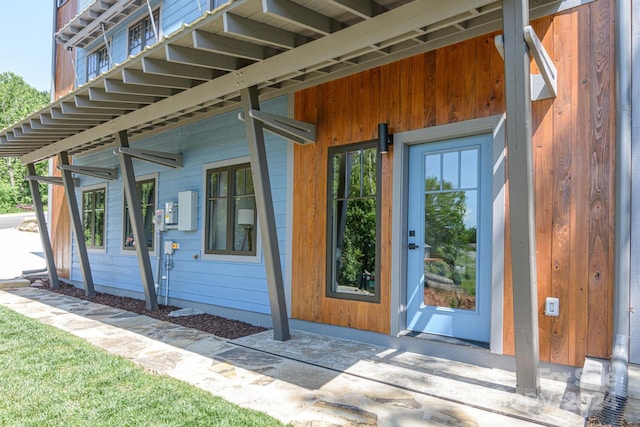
[[599, 0, 632, 425]]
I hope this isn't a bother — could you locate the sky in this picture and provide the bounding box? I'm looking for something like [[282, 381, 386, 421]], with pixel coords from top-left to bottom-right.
[[0, 2, 54, 92]]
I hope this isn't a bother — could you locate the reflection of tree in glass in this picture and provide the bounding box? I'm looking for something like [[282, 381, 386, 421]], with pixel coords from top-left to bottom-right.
[[332, 147, 377, 288], [424, 177, 474, 285]]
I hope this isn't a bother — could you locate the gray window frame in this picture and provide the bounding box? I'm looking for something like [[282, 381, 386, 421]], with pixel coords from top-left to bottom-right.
[[86, 43, 110, 81], [326, 140, 381, 303], [204, 162, 257, 256], [128, 9, 160, 56], [122, 177, 156, 251], [82, 186, 106, 249]]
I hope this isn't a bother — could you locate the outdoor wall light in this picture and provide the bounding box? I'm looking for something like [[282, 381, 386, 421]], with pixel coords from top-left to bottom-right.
[[378, 123, 394, 153]]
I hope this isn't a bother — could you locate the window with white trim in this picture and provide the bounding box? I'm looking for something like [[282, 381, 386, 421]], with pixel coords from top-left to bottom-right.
[[86, 44, 110, 81], [205, 163, 257, 256], [128, 10, 159, 56], [123, 178, 156, 251], [82, 187, 106, 249]]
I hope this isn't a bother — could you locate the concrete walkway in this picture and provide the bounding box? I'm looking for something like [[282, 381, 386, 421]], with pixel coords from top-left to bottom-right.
[[0, 228, 45, 280], [0, 287, 586, 426]]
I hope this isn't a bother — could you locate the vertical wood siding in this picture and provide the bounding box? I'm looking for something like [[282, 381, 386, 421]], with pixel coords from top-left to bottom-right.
[[70, 97, 289, 315], [293, 0, 614, 365], [50, 0, 79, 278]]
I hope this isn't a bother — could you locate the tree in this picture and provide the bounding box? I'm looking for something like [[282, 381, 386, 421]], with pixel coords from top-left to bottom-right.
[[424, 177, 474, 282], [0, 72, 50, 213]]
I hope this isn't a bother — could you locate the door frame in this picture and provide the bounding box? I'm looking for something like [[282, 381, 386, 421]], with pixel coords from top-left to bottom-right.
[[390, 114, 506, 354]]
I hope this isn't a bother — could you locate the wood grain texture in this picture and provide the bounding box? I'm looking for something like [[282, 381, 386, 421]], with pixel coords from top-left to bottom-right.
[[293, 0, 615, 360], [550, 10, 572, 365], [55, 0, 77, 99], [586, 0, 615, 358], [531, 17, 554, 364], [50, 0, 78, 278]]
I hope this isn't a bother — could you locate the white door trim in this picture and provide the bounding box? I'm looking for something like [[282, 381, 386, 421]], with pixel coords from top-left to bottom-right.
[[390, 114, 506, 354]]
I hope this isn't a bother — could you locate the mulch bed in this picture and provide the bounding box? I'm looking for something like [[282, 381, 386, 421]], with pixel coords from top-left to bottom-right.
[[38, 280, 268, 340]]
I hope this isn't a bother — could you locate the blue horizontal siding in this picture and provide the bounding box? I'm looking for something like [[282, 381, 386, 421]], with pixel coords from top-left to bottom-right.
[[161, 0, 209, 36], [71, 96, 290, 316]]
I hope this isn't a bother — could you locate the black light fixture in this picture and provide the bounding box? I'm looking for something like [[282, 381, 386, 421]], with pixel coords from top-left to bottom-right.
[[378, 123, 393, 153]]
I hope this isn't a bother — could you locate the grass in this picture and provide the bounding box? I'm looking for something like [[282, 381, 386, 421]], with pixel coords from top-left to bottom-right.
[[0, 306, 286, 427]]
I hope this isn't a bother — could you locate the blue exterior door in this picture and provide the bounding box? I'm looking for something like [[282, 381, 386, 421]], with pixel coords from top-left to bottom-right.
[[406, 133, 493, 342]]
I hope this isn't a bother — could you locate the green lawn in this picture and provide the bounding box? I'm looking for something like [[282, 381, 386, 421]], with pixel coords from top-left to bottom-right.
[[0, 306, 286, 426]]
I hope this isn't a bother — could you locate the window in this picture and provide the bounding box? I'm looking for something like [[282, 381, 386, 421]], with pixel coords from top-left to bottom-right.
[[205, 163, 256, 256], [123, 178, 156, 251], [82, 187, 106, 249], [326, 141, 380, 302], [86, 44, 110, 81], [128, 10, 159, 55], [57, 0, 69, 7]]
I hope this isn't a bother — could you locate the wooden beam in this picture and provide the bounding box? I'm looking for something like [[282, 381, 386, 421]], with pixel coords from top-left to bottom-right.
[[26, 163, 59, 289], [115, 131, 158, 311], [240, 86, 290, 341], [58, 151, 96, 297], [502, 0, 540, 396]]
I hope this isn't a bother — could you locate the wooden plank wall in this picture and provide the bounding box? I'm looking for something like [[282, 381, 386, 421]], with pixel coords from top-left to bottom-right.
[[49, 0, 78, 278], [293, 0, 614, 365]]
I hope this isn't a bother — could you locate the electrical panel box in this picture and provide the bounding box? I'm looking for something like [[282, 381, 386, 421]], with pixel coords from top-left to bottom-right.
[[178, 190, 197, 231], [154, 209, 165, 231], [165, 202, 178, 225], [164, 240, 174, 255]]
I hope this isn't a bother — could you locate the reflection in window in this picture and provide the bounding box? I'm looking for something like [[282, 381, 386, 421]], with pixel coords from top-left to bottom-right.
[[327, 142, 380, 302], [423, 148, 478, 310], [123, 179, 155, 250], [205, 163, 256, 255], [82, 187, 106, 249]]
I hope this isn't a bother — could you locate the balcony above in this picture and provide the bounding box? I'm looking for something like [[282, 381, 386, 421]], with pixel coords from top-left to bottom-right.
[[55, 0, 146, 49]]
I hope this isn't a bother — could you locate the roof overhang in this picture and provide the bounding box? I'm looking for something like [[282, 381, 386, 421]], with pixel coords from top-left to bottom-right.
[[55, 0, 147, 49], [1, 0, 576, 164]]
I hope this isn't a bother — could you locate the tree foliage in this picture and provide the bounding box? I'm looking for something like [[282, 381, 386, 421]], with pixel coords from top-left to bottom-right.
[[424, 177, 475, 283], [0, 72, 50, 213]]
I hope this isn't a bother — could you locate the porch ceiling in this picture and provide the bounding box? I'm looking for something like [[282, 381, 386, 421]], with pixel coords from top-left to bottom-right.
[[1, 0, 567, 163]]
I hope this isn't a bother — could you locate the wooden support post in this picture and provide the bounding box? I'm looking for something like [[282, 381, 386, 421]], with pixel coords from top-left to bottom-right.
[[240, 86, 291, 341], [115, 130, 158, 311], [26, 162, 59, 289], [502, 0, 540, 396], [58, 151, 96, 296]]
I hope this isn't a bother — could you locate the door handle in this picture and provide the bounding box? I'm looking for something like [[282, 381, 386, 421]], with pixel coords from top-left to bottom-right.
[[408, 243, 418, 250]]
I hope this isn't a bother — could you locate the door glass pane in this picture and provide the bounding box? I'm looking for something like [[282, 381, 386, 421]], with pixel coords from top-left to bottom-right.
[[424, 154, 440, 190], [460, 149, 478, 188], [442, 151, 459, 189], [423, 149, 478, 311]]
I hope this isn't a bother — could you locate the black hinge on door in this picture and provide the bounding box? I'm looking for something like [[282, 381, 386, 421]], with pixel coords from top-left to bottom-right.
[[408, 243, 418, 250]]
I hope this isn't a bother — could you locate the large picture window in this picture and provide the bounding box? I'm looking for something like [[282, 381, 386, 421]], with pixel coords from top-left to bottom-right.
[[205, 163, 256, 256], [327, 141, 380, 302], [82, 187, 106, 249], [128, 10, 159, 55], [123, 178, 156, 251]]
